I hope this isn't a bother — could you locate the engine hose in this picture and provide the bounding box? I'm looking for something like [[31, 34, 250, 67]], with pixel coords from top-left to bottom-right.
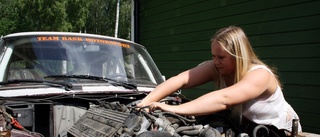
[[161, 112, 196, 123], [154, 112, 186, 126], [141, 110, 157, 121], [177, 117, 188, 126], [180, 129, 201, 136], [10, 117, 24, 130], [175, 125, 203, 133]]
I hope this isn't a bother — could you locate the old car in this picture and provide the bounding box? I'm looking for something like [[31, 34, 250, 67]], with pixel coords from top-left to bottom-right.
[[0, 32, 243, 137]]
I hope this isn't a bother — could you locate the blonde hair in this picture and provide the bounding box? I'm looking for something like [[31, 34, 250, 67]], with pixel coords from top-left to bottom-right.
[[211, 26, 280, 85]]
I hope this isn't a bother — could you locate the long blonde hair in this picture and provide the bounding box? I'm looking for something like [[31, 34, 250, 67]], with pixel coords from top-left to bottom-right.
[[211, 26, 281, 125], [211, 26, 280, 85]]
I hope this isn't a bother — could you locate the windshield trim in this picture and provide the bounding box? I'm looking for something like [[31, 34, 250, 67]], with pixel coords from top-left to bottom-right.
[[0, 85, 155, 97]]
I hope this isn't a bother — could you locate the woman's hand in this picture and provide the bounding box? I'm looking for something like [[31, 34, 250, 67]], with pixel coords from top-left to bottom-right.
[[137, 100, 172, 113], [136, 99, 153, 112], [137, 98, 178, 114], [137, 101, 149, 107], [149, 102, 177, 113]]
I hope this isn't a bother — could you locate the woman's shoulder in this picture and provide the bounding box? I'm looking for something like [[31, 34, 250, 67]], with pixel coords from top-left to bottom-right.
[[195, 60, 220, 81], [250, 64, 269, 71], [249, 64, 275, 75], [247, 64, 280, 95], [197, 60, 213, 66]]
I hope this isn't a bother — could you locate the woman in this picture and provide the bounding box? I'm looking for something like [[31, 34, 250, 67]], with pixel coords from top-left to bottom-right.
[[137, 26, 302, 135]]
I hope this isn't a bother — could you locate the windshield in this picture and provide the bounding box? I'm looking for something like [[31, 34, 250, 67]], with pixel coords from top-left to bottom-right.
[[3, 35, 163, 87]]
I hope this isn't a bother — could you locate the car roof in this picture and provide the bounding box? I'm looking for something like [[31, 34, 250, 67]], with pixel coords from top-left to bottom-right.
[[2, 31, 138, 46]]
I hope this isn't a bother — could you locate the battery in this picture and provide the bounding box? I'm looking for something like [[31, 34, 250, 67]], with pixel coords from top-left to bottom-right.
[[6, 104, 34, 127]]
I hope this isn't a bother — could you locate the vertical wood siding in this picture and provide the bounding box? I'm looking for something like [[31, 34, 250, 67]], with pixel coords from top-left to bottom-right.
[[136, 0, 320, 133]]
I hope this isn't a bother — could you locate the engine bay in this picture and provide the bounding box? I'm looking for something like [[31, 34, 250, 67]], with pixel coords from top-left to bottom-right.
[[0, 93, 240, 137]]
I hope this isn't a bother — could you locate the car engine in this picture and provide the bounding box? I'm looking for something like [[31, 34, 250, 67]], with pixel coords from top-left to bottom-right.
[[0, 93, 240, 137]]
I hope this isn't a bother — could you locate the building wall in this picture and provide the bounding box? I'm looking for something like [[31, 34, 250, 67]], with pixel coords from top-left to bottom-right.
[[135, 0, 320, 133]]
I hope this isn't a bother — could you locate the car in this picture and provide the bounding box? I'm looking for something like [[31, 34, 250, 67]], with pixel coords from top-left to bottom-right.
[[0, 32, 242, 137]]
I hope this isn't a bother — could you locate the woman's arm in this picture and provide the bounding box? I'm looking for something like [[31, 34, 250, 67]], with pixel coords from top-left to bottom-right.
[[152, 68, 273, 116], [139, 61, 218, 106]]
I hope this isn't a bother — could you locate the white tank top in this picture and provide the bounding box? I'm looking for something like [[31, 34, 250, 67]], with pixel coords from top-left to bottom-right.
[[241, 65, 302, 132]]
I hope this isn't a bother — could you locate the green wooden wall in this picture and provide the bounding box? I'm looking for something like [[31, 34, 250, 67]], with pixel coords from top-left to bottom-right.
[[135, 0, 320, 133]]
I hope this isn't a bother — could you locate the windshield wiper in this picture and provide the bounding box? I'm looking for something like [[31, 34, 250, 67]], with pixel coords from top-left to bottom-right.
[[0, 79, 73, 91], [44, 75, 137, 90]]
